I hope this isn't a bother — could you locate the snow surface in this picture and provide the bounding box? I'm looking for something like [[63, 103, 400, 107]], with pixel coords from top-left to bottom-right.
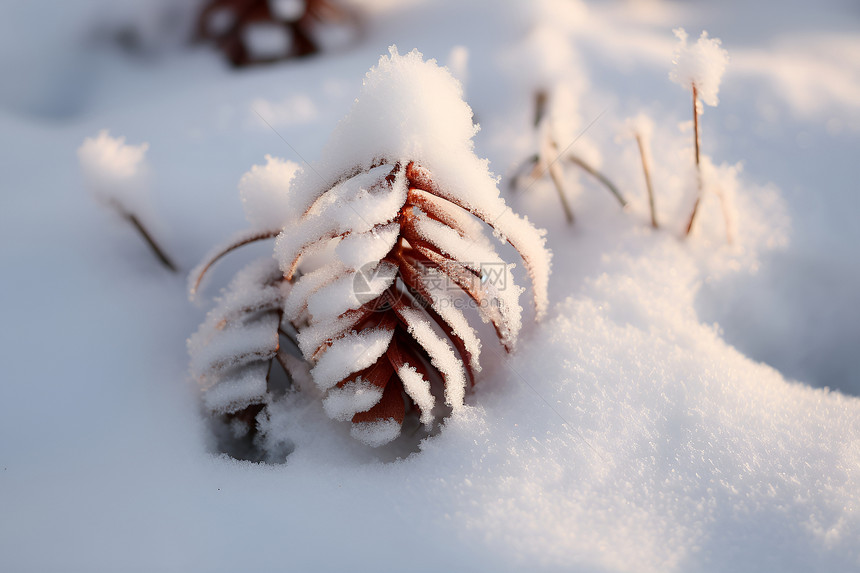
[[2, 0, 860, 571]]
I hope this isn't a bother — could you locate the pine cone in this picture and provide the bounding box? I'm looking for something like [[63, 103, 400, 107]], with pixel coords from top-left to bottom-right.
[[188, 47, 552, 451], [277, 161, 550, 446], [195, 0, 353, 67]]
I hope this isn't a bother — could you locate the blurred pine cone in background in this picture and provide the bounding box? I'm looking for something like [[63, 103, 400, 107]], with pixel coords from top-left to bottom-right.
[[195, 0, 356, 66]]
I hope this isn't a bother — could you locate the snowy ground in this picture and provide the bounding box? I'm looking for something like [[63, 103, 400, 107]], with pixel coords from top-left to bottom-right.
[[1, 1, 859, 571]]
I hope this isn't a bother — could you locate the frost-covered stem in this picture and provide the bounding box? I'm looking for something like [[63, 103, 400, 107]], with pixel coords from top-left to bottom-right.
[[566, 154, 628, 209], [274, 350, 292, 378], [508, 154, 540, 190], [533, 91, 574, 222], [190, 229, 281, 297], [692, 84, 701, 168], [278, 326, 300, 351], [526, 91, 579, 223], [546, 153, 576, 224], [533, 91, 548, 128], [685, 83, 703, 237], [634, 133, 658, 228], [123, 212, 178, 272], [272, 308, 293, 390]]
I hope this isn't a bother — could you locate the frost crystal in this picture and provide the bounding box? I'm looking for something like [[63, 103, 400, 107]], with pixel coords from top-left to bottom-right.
[[670, 28, 730, 107], [78, 130, 149, 214]]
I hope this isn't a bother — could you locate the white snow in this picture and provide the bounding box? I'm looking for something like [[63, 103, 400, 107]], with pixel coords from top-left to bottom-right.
[[502, 1, 587, 93], [287, 46, 479, 210], [445, 45, 470, 89], [698, 156, 741, 243], [397, 304, 467, 409], [334, 221, 400, 269], [397, 364, 436, 426], [3, 0, 860, 572], [295, 306, 364, 359], [188, 311, 279, 379], [274, 164, 406, 277], [193, 257, 284, 324], [201, 363, 268, 414], [627, 112, 655, 143], [282, 262, 341, 322], [323, 380, 384, 422], [350, 418, 402, 447], [304, 260, 396, 321], [238, 154, 301, 231], [187, 258, 286, 414], [310, 326, 394, 390], [78, 129, 150, 214]]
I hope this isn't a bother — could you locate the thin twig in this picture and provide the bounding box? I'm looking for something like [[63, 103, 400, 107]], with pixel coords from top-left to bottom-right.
[[567, 153, 627, 208], [191, 229, 281, 297], [508, 154, 540, 191], [278, 326, 300, 351], [507, 107, 608, 228], [533, 91, 548, 128], [527, 91, 573, 222], [685, 83, 703, 236], [693, 84, 701, 169], [123, 212, 178, 272], [274, 308, 297, 391], [545, 141, 575, 224], [274, 350, 293, 383], [510, 93, 615, 225], [634, 132, 658, 228]]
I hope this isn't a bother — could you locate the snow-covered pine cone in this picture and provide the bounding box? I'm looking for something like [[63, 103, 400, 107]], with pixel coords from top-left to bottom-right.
[[195, 0, 352, 67], [276, 161, 550, 446], [187, 47, 552, 451]]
